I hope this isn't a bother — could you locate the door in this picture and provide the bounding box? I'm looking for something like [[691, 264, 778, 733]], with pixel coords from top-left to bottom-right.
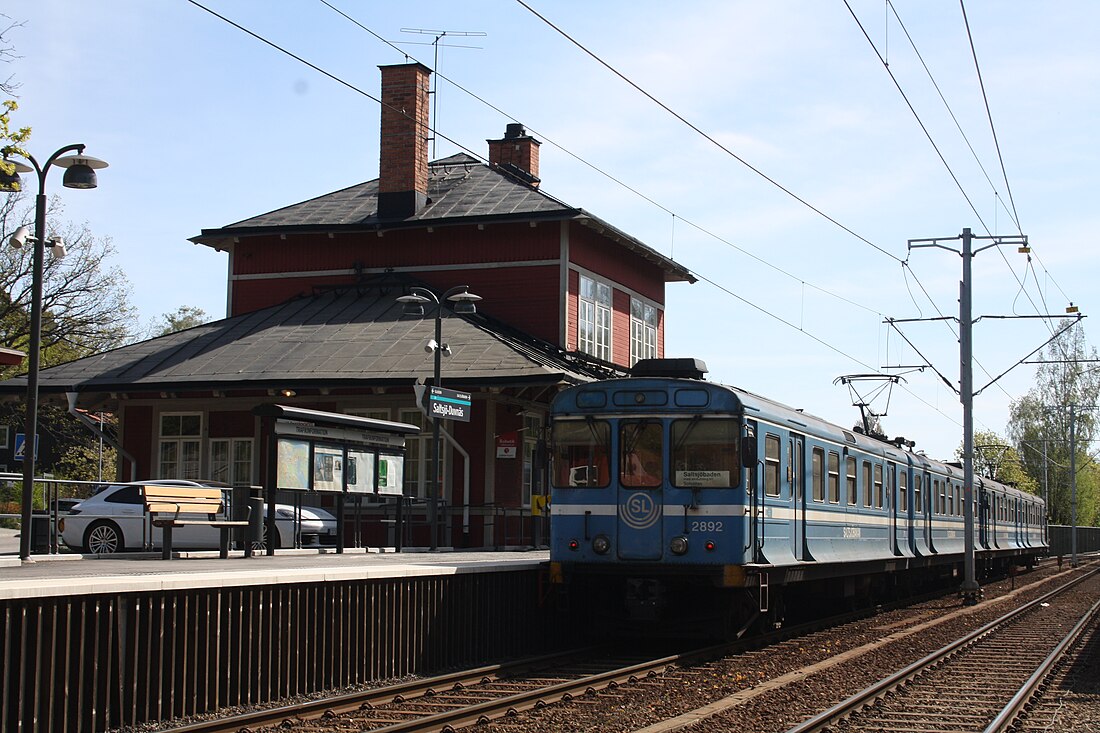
[[790, 435, 806, 561], [617, 420, 664, 560]]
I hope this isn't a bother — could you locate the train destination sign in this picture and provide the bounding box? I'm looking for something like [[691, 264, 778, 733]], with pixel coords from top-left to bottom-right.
[[428, 386, 472, 422]]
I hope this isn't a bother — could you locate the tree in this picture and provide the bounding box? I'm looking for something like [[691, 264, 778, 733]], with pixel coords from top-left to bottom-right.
[[1007, 321, 1100, 526], [0, 17, 30, 180], [0, 190, 136, 378], [959, 429, 1037, 494], [150, 305, 209, 337]]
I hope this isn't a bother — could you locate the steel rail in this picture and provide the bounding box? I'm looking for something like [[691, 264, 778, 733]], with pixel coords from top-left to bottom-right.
[[784, 567, 1100, 733], [984, 595, 1100, 733]]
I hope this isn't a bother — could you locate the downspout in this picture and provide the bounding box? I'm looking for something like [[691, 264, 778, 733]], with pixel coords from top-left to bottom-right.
[[67, 392, 137, 482], [441, 425, 471, 540]]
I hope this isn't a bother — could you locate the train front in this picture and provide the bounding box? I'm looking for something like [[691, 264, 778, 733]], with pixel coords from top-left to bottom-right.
[[548, 363, 755, 633]]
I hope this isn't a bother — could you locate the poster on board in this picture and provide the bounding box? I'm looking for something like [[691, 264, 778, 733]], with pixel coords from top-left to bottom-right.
[[346, 448, 376, 493], [276, 437, 310, 490], [313, 444, 344, 491], [377, 453, 404, 496]]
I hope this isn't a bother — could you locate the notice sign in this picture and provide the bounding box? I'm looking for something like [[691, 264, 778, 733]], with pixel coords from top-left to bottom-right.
[[496, 431, 518, 459], [428, 386, 472, 422], [675, 470, 730, 488]]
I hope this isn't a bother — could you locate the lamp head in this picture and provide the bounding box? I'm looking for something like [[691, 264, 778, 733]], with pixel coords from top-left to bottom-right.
[[397, 293, 429, 317], [0, 157, 31, 193], [54, 154, 108, 190], [448, 289, 482, 315], [9, 226, 29, 249], [49, 237, 66, 259]]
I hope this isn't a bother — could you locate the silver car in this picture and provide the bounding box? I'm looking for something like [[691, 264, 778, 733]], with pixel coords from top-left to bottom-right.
[[59, 480, 337, 554]]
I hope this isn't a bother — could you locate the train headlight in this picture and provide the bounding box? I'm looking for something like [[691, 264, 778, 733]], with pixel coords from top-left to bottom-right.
[[704, 540, 716, 552], [669, 536, 689, 555], [592, 534, 611, 554], [568, 539, 580, 551]]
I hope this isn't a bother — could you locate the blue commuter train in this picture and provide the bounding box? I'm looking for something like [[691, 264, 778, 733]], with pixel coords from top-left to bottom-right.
[[548, 359, 1047, 635]]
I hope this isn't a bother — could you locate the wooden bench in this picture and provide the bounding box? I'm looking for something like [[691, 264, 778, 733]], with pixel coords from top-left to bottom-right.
[[142, 485, 249, 559]]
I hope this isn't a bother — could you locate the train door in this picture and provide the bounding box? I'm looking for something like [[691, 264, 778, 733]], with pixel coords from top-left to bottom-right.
[[617, 419, 664, 560], [978, 482, 990, 549], [789, 434, 807, 561], [888, 463, 902, 556], [923, 470, 936, 553]]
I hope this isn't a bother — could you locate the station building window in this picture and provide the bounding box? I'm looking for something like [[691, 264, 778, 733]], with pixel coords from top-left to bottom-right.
[[578, 274, 612, 362], [159, 413, 202, 479], [630, 297, 658, 366], [522, 413, 542, 506], [399, 408, 433, 499], [210, 438, 253, 486]]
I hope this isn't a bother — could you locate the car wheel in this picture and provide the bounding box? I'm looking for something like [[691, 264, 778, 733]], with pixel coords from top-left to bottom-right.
[[84, 520, 124, 554]]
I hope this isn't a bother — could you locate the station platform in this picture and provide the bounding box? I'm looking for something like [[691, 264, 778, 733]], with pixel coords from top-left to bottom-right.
[[0, 544, 550, 600]]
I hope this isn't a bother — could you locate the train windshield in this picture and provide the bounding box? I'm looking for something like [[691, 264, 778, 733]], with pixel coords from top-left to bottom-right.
[[670, 418, 740, 488], [620, 420, 663, 487], [551, 419, 611, 488]]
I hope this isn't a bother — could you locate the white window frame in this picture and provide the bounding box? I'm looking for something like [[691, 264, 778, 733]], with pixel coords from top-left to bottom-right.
[[210, 437, 254, 487], [630, 297, 658, 366], [158, 412, 203, 479], [522, 414, 542, 507], [578, 274, 612, 362]]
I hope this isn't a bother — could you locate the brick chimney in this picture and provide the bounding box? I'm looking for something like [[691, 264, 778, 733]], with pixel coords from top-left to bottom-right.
[[488, 123, 541, 187], [378, 62, 432, 219]]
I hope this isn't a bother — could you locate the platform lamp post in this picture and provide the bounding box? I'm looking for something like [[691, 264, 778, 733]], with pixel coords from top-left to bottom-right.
[[397, 285, 481, 551], [0, 145, 108, 562]]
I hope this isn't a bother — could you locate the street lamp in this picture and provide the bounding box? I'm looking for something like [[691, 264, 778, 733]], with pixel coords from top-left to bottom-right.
[[1, 144, 108, 562], [397, 285, 481, 550]]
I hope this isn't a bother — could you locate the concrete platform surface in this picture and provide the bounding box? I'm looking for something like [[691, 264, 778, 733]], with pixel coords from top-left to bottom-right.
[[0, 546, 550, 600]]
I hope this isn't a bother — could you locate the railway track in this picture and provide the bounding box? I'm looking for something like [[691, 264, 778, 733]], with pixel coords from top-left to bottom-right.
[[784, 567, 1100, 733], [165, 645, 710, 733]]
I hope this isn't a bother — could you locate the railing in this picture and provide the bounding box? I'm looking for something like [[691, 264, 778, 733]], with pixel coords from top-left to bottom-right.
[[0, 473, 114, 555]]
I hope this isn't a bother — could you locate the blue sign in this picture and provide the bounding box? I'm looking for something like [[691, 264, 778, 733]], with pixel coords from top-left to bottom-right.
[[427, 387, 472, 423], [13, 433, 39, 461]]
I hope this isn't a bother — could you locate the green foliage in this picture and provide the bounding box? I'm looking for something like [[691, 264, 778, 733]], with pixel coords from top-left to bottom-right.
[[0, 99, 30, 182], [55, 440, 116, 484], [151, 305, 209, 337], [1007, 322, 1100, 526], [959, 429, 1038, 494]]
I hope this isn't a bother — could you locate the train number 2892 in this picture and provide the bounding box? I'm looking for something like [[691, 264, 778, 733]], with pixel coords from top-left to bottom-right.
[[690, 520, 724, 533]]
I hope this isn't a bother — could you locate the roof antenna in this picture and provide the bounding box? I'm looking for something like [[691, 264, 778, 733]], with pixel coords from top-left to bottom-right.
[[833, 373, 905, 441], [398, 28, 486, 158]]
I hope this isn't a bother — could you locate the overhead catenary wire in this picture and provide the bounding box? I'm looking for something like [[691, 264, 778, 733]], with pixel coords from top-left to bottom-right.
[[188, 0, 994, 436]]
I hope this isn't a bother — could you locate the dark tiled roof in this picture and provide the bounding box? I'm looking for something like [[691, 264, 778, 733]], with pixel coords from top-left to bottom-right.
[[192, 154, 695, 283], [0, 286, 619, 396], [217, 154, 570, 230]]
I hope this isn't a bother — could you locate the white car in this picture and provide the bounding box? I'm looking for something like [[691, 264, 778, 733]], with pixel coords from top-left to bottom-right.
[[59, 481, 337, 554]]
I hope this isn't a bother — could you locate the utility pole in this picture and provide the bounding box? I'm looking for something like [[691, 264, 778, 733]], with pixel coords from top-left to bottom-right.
[[907, 228, 1029, 606]]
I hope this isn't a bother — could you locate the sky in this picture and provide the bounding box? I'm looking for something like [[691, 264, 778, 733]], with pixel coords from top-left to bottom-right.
[[7, 1, 1100, 461]]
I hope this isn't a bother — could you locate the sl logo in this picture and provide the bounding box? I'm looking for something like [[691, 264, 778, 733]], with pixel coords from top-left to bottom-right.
[[620, 492, 660, 530]]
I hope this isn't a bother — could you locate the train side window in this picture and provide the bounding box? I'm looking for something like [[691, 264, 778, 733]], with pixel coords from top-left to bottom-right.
[[828, 452, 840, 504], [764, 434, 781, 497], [914, 475, 923, 513], [899, 471, 908, 512], [844, 456, 855, 505], [551, 419, 610, 488], [940, 481, 947, 515], [670, 418, 740, 489], [812, 447, 824, 502], [621, 420, 663, 488], [874, 464, 884, 508]]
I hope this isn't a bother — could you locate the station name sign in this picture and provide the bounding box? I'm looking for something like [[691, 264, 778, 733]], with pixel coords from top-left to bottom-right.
[[428, 386, 472, 423]]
